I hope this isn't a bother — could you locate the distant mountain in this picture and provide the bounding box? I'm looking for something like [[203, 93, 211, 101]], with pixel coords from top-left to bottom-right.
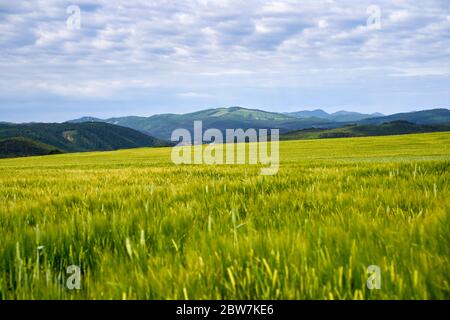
[[328, 111, 385, 122], [281, 121, 450, 141], [69, 116, 104, 123], [286, 109, 330, 119], [359, 108, 450, 125], [286, 109, 384, 122], [73, 107, 334, 140], [0, 122, 169, 158]]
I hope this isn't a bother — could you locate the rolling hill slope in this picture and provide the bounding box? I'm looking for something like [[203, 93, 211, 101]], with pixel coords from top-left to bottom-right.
[[281, 121, 450, 140], [359, 108, 450, 125], [0, 137, 62, 158], [0, 122, 168, 158]]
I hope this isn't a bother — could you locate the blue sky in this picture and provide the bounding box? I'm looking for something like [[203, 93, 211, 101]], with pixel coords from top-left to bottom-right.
[[0, 0, 449, 122]]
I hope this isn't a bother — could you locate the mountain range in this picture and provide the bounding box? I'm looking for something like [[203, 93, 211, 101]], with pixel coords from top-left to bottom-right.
[[69, 107, 334, 140], [69, 107, 450, 141], [1, 107, 450, 159]]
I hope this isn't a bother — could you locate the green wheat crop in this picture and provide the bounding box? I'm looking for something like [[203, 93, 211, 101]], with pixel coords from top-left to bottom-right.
[[0, 132, 449, 299]]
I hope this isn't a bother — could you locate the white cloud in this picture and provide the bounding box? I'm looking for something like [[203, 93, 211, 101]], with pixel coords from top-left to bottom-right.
[[0, 0, 449, 120], [389, 10, 411, 23], [318, 19, 329, 29]]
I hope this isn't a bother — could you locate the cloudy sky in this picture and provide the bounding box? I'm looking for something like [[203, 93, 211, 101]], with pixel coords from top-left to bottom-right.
[[1, 0, 449, 122]]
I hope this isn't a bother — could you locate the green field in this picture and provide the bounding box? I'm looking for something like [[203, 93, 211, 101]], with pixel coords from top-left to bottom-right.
[[0, 132, 449, 299]]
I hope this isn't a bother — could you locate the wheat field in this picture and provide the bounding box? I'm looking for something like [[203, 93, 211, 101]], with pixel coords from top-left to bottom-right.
[[0, 132, 449, 299]]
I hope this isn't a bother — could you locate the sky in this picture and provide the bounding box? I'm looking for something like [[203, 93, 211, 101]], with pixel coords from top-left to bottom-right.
[[0, 0, 449, 122]]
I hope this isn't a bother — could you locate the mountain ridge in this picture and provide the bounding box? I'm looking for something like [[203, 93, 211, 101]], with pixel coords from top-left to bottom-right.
[[68, 107, 450, 141], [285, 109, 385, 122], [71, 107, 333, 140]]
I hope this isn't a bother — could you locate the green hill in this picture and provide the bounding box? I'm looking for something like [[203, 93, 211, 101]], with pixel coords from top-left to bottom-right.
[[0, 122, 169, 158], [281, 121, 450, 140], [359, 108, 450, 125], [0, 137, 62, 158]]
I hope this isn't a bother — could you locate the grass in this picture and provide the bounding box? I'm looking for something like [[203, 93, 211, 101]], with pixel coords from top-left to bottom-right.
[[0, 132, 449, 300]]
